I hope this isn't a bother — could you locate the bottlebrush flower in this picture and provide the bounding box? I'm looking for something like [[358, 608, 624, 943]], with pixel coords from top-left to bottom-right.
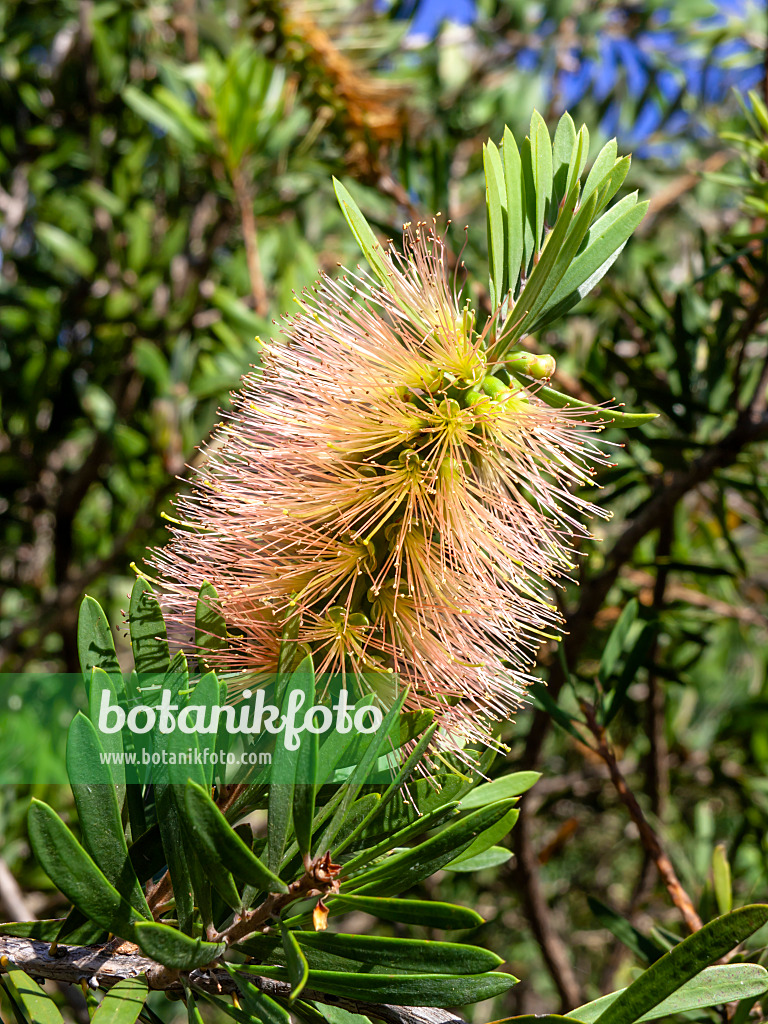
[[150, 221, 611, 750]]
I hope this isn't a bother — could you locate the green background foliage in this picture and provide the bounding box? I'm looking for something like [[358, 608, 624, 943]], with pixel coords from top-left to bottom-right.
[[2, 1, 768, 1022]]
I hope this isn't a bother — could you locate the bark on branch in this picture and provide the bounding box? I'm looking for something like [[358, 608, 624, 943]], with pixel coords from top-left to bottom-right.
[[0, 935, 464, 1024]]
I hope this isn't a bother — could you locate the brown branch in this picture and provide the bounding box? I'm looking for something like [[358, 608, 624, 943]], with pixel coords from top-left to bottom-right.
[[230, 165, 268, 316], [510, 804, 583, 1011], [0, 936, 464, 1024], [580, 703, 703, 934]]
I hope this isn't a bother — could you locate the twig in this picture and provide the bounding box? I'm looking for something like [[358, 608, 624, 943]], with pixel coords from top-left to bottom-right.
[[0, 936, 463, 1024], [230, 165, 268, 316], [580, 703, 703, 934], [510, 805, 582, 1011]]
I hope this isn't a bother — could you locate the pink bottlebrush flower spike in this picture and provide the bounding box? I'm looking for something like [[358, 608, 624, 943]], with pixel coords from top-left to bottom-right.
[[150, 217, 613, 752]]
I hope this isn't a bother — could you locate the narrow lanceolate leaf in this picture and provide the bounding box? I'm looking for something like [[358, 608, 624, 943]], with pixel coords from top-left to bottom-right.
[[241, 967, 519, 1007], [27, 799, 149, 941], [222, 966, 291, 1024], [551, 111, 577, 213], [291, 655, 319, 859], [128, 579, 170, 677], [447, 806, 518, 865], [328, 894, 483, 931], [292, 931, 502, 975], [571, 964, 768, 1024], [269, 661, 316, 871], [333, 720, 440, 858], [3, 970, 64, 1024], [88, 667, 126, 795], [713, 844, 733, 916], [532, 196, 649, 330], [529, 110, 553, 251], [582, 139, 619, 202], [133, 921, 224, 971], [332, 178, 424, 330], [282, 928, 310, 1001], [502, 126, 524, 297], [346, 798, 519, 896], [503, 174, 582, 341], [598, 599, 639, 685], [460, 771, 540, 809], [190, 671, 221, 788], [315, 689, 408, 857], [591, 905, 768, 1024], [484, 140, 507, 308], [194, 581, 227, 664], [66, 712, 151, 919], [90, 976, 148, 1024], [509, 375, 657, 428], [444, 845, 512, 872], [184, 780, 289, 893], [78, 595, 121, 682]]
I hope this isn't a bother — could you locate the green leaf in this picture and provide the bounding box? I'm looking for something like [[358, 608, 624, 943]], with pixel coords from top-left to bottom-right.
[[328, 894, 483, 930], [599, 599, 639, 684], [604, 624, 656, 726], [333, 720, 440, 858], [128, 579, 170, 677], [582, 139, 619, 202], [332, 178, 423, 329], [78, 595, 121, 681], [503, 174, 582, 342], [571, 964, 768, 1024], [194, 582, 227, 665], [334, 798, 461, 878], [316, 690, 408, 857], [90, 976, 148, 1024], [66, 713, 151, 919], [269, 661, 316, 870], [445, 806, 518, 865], [184, 780, 288, 893], [551, 111, 577, 212], [223, 967, 291, 1024], [28, 799, 149, 941], [133, 921, 224, 970], [591, 905, 768, 1024], [460, 771, 541, 810], [122, 85, 196, 148], [292, 657, 319, 859], [510, 375, 657, 428], [241, 967, 518, 1007], [533, 196, 649, 329], [153, 782, 195, 933], [347, 798, 519, 896], [293, 931, 501, 975], [713, 844, 733, 916], [530, 110, 553, 250], [484, 140, 507, 308], [444, 845, 512, 872], [35, 223, 96, 277], [586, 897, 664, 965], [3, 970, 64, 1024], [502, 126, 524, 297], [88, 667, 126, 796], [190, 671, 222, 788], [495, 1017, 585, 1024], [282, 928, 310, 1001]]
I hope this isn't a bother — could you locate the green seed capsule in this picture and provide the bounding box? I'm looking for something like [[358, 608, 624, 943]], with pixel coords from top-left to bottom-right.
[[506, 351, 557, 379]]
